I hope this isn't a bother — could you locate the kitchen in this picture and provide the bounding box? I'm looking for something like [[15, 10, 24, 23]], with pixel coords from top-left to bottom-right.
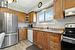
[[0, 0, 75, 50]]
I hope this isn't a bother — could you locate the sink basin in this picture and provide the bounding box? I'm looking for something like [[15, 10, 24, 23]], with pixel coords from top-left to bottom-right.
[[0, 32, 5, 48]]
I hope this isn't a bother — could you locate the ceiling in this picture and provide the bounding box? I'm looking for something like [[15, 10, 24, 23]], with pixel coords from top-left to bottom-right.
[[8, 0, 53, 13]]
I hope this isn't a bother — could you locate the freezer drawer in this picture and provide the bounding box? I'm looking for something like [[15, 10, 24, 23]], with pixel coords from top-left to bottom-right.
[[1, 33, 18, 48]]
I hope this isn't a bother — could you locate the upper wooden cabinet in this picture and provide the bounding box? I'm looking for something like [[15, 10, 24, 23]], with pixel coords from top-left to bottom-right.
[[54, 0, 75, 19], [33, 30, 43, 49], [54, 0, 64, 20], [17, 12, 26, 22], [0, 7, 27, 22], [63, 0, 75, 9], [27, 11, 37, 23]]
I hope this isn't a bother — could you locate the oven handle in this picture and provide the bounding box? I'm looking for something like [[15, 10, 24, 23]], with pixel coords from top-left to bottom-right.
[[63, 36, 75, 41]]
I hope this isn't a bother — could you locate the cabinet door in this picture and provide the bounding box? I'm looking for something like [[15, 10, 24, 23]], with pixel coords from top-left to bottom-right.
[[17, 13, 26, 22], [22, 29, 27, 40], [28, 12, 36, 23], [19, 29, 27, 41], [49, 33, 61, 50], [36, 31, 43, 49], [54, 0, 64, 19], [33, 30, 37, 45], [33, 30, 43, 49], [64, 0, 75, 9], [42, 32, 50, 50]]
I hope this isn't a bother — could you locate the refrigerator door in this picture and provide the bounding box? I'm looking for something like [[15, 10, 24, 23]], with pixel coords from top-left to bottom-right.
[[0, 12, 4, 32], [6, 13, 12, 33], [1, 33, 18, 48], [12, 15, 18, 33], [4, 13, 18, 33]]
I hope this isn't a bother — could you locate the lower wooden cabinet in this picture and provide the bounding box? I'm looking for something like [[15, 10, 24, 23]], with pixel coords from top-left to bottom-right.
[[33, 30, 61, 50], [49, 33, 61, 50], [19, 28, 27, 41], [36, 31, 43, 49], [42, 32, 50, 50], [33, 30, 37, 45], [33, 30, 43, 49]]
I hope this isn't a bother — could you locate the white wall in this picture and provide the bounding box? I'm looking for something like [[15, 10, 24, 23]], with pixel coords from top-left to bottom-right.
[[18, 23, 29, 28]]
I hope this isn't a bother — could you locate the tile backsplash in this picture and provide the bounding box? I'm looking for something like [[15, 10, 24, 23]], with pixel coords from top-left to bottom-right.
[[18, 23, 29, 28]]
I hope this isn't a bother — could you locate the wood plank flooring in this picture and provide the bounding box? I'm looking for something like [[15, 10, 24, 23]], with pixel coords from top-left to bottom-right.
[[0, 40, 33, 50]]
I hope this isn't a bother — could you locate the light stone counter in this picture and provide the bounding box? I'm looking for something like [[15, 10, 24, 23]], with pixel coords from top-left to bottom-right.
[[33, 28, 64, 34]]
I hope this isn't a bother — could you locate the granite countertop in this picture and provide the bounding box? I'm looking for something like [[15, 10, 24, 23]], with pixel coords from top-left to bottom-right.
[[18, 27, 28, 29], [33, 28, 64, 34], [18, 27, 64, 34]]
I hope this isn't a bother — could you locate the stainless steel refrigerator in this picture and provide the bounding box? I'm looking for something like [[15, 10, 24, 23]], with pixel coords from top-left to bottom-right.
[[0, 12, 18, 48]]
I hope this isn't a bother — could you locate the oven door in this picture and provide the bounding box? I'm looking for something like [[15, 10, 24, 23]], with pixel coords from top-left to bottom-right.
[[61, 36, 75, 50], [61, 40, 75, 50], [63, 36, 75, 44]]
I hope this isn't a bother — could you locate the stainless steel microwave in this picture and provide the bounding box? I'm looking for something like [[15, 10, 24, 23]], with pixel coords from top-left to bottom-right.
[[64, 7, 75, 18]]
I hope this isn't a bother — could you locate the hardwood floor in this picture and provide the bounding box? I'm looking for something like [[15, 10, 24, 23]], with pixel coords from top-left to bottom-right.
[[1, 40, 33, 50]]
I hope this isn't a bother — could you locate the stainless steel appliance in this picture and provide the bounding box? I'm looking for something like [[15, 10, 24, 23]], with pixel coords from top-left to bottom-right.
[[61, 23, 75, 50], [61, 7, 75, 50], [0, 12, 18, 48], [65, 7, 75, 18], [63, 23, 75, 44]]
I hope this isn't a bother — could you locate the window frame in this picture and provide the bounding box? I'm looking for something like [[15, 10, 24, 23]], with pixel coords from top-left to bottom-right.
[[37, 6, 54, 23]]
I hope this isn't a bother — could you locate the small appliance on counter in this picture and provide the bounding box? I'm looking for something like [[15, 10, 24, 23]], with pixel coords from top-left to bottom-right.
[[28, 23, 33, 28]]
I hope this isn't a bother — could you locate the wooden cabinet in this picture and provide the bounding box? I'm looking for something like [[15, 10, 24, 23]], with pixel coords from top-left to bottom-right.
[[54, 0, 64, 19], [33, 30, 37, 45], [17, 13, 27, 22], [63, 0, 75, 9], [36, 31, 43, 49], [42, 32, 50, 50], [33, 30, 61, 50], [0, 7, 27, 23], [19, 28, 27, 41], [54, 0, 75, 19], [27, 11, 37, 23], [33, 30, 43, 49], [28, 12, 33, 23], [49, 33, 61, 50]]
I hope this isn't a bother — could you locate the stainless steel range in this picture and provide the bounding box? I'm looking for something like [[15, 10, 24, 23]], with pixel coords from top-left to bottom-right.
[[61, 7, 75, 50], [63, 23, 75, 44]]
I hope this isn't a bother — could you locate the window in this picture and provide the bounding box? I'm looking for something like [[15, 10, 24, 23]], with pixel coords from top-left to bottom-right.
[[45, 7, 54, 21], [37, 11, 45, 22], [37, 7, 54, 22]]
